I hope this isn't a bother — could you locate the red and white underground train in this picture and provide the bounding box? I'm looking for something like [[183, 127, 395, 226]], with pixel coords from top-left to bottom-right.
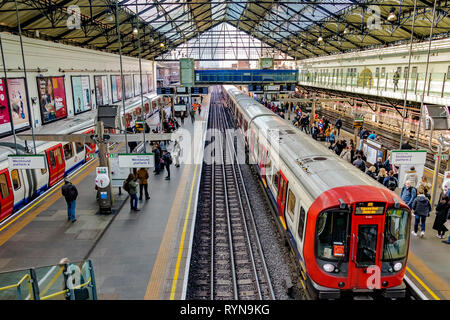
[[0, 93, 169, 222], [223, 85, 411, 299]]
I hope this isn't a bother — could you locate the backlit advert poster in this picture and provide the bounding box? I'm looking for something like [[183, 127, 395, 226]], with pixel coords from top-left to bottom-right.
[[124, 75, 133, 99], [0, 78, 12, 135], [37, 76, 68, 124], [148, 73, 153, 92], [142, 74, 148, 94], [7, 78, 30, 130], [133, 74, 141, 97], [111, 75, 122, 103], [94, 75, 110, 106], [72, 76, 92, 114]]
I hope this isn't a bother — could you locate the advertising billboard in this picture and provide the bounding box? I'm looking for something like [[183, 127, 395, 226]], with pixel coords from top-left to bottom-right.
[[124, 75, 133, 99], [7, 78, 30, 131], [36, 76, 68, 124], [142, 74, 148, 94], [133, 74, 141, 97], [148, 73, 153, 92], [94, 75, 110, 106], [71, 75, 92, 114], [111, 75, 122, 103], [0, 78, 12, 135]]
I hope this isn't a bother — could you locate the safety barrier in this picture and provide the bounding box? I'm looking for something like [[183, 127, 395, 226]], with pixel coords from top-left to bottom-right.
[[0, 260, 97, 300]]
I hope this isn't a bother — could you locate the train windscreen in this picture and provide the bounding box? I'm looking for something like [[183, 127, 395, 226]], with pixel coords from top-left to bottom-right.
[[316, 210, 350, 261], [383, 209, 410, 261]]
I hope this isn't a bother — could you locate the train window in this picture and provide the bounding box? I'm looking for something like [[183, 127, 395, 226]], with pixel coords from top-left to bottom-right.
[[48, 151, 56, 169], [381, 67, 386, 78], [272, 171, 279, 191], [404, 67, 409, 79], [0, 173, 9, 198], [298, 207, 306, 241], [63, 143, 74, 160], [41, 168, 47, 175], [55, 147, 63, 165], [447, 66, 450, 79], [383, 209, 410, 261], [10, 170, 21, 190], [396, 67, 402, 76], [316, 210, 350, 261], [375, 67, 380, 78], [287, 190, 296, 222], [75, 142, 84, 154]]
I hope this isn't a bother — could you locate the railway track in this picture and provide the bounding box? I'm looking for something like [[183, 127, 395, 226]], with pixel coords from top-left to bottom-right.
[[187, 87, 275, 300]]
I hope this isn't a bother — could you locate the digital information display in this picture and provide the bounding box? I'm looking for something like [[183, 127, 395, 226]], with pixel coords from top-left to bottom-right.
[[355, 202, 385, 215], [157, 87, 175, 95], [191, 87, 208, 94], [280, 84, 295, 92]]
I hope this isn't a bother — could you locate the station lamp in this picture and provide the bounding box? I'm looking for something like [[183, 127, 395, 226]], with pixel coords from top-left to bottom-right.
[[317, 35, 323, 42], [105, 9, 114, 22], [133, 26, 138, 34], [387, 7, 397, 22]]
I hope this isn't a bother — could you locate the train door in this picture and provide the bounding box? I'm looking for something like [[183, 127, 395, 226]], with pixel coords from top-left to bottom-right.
[[276, 171, 288, 228], [46, 144, 65, 187], [348, 203, 385, 289], [0, 169, 14, 221]]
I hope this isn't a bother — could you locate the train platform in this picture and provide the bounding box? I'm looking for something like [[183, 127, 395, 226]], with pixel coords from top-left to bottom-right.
[[284, 112, 450, 300], [0, 97, 210, 299]]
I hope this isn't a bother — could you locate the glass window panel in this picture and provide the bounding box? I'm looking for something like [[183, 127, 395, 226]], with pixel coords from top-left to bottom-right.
[[316, 211, 350, 261], [10, 170, 20, 190], [356, 225, 378, 267], [287, 190, 296, 222], [0, 173, 9, 198], [63, 143, 74, 160], [383, 209, 410, 260]]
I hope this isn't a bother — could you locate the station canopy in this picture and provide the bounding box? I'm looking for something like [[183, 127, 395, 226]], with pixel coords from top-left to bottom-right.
[[0, 0, 448, 61]]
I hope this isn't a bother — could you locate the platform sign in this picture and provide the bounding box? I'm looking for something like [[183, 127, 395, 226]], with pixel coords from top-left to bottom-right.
[[280, 84, 295, 92], [96, 167, 108, 176], [174, 104, 187, 112], [118, 153, 154, 168], [264, 85, 280, 92], [390, 150, 427, 165], [353, 118, 364, 128], [8, 154, 46, 169], [434, 154, 449, 161], [157, 87, 175, 95], [248, 84, 263, 92], [176, 86, 187, 94]]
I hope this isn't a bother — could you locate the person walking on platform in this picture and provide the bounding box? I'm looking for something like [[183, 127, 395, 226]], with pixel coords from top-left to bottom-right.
[[335, 118, 342, 137], [190, 108, 195, 124], [137, 168, 150, 201], [401, 180, 417, 209], [173, 139, 182, 168], [433, 195, 449, 239], [404, 166, 419, 188], [376, 168, 388, 184], [383, 170, 399, 191], [200, 95, 204, 103], [418, 176, 432, 200], [153, 143, 161, 175], [411, 187, 432, 237], [393, 70, 400, 91], [161, 149, 173, 180], [61, 178, 78, 222], [124, 173, 140, 211], [180, 110, 185, 125], [311, 123, 319, 140]]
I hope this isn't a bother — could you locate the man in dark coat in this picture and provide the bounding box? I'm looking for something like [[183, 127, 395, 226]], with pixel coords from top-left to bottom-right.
[[335, 118, 342, 136], [61, 178, 78, 222], [411, 188, 432, 237]]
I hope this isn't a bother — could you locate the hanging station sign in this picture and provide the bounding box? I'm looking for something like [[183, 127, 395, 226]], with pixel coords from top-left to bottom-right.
[[36, 76, 68, 124], [118, 153, 155, 168], [8, 154, 46, 169]]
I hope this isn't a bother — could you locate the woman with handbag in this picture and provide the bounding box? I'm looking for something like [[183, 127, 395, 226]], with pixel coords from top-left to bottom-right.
[[433, 195, 449, 239]]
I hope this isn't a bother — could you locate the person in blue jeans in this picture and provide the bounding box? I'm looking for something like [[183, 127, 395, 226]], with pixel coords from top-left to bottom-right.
[[124, 173, 140, 211], [61, 178, 78, 222], [411, 188, 432, 237]]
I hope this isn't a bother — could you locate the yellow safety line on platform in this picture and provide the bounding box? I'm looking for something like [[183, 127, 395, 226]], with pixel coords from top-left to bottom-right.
[[406, 266, 440, 300], [0, 158, 98, 236], [407, 249, 450, 300], [169, 162, 199, 300]]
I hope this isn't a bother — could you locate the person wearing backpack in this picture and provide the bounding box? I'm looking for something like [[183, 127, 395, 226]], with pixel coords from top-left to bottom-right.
[[400, 180, 417, 209], [123, 173, 139, 211], [161, 149, 173, 180], [411, 187, 432, 237], [61, 178, 78, 222], [383, 170, 398, 191]]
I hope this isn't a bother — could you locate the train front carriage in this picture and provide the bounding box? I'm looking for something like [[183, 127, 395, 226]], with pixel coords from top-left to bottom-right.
[[305, 186, 410, 299]]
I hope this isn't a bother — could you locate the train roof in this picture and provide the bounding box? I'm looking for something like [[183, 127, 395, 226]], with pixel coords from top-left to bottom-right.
[[225, 86, 389, 200]]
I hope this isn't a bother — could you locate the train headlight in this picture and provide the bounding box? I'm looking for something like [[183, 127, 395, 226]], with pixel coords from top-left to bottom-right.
[[323, 264, 335, 273], [393, 262, 402, 272]]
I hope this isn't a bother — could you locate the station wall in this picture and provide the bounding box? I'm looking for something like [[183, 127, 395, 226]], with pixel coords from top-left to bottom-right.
[[0, 32, 155, 131]]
